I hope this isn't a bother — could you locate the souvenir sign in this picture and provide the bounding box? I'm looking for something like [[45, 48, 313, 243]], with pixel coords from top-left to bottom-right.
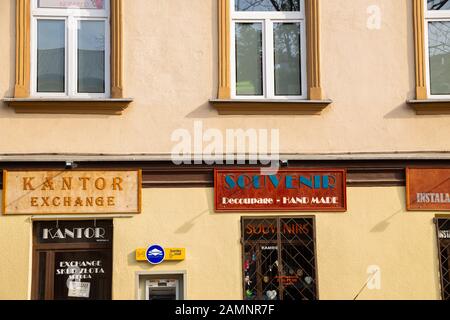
[[215, 169, 347, 212]]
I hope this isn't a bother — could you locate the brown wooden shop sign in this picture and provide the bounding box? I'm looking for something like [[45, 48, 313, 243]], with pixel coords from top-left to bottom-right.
[[215, 169, 347, 212], [2, 170, 142, 215], [406, 168, 450, 211]]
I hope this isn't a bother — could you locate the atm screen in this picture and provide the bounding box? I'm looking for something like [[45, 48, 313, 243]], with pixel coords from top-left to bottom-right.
[[146, 279, 179, 300], [148, 287, 177, 300]]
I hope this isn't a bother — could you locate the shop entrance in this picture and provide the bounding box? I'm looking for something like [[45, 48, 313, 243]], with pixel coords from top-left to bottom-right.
[[32, 220, 113, 300], [241, 217, 317, 301]]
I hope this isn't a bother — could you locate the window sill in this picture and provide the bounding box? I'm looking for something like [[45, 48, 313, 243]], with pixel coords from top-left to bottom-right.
[[407, 99, 450, 115], [210, 99, 332, 115], [3, 98, 133, 115]]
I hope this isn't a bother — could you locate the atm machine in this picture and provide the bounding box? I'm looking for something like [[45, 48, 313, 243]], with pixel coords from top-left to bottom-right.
[[145, 279, 180, 300]]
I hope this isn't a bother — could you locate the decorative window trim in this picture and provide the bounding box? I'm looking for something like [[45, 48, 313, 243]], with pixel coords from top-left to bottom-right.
[[213, 0, 330, 115], [14, 0, 31, 99], [3, 97, 133, 115], [8, 0, 131, 115], [210, 98, 331, 115], [408, 0, 450, 115]]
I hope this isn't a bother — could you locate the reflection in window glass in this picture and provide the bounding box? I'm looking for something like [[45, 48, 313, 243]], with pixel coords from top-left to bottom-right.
[[236, 23, 263, 96], [39, 0, 105, 9], [37, 20, 65, 93], [78, 21, 105, 93], [53, 251, 112, 300], [242, 217, 317, 301], [437, 219, 450, 300], [428, 0, 450, 10], [274, 23, 301, 96], [235, 0, 300, 11], [428, 21, 450, 95]]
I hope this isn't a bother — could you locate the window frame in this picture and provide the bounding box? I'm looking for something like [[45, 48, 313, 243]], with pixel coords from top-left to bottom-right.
[[30, 0, 111, 99], [31, 219, 114, 300], [230, 0, 308, 100], [408, 0, 450, 114], [436, 218, 450, 300], [241, 216, 319, 301]]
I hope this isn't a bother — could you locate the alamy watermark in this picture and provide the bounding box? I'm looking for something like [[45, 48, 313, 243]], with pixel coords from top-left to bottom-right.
[[367, 5, 382, 30], [367, 265, 381, 290], [171, 121, 280, 173]]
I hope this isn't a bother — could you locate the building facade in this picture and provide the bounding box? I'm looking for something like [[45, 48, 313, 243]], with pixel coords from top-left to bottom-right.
[[0, 0, 449, 300]]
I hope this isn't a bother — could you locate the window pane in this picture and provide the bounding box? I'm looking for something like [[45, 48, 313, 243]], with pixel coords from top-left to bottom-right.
[[54, 250, 112, 300], [37, 20, 65, 93], [438, 219, 450, 300], [242, 217, 317, 301], [428, 21, 450, 95], [39, 0, 105, 9], [78, 20, 105, 94], [428, 0, 450, 10], [280, 218, 316, 301], [274, 23, 301, 96], [235, 0, 300, 12], [236, 23, 263, 96]]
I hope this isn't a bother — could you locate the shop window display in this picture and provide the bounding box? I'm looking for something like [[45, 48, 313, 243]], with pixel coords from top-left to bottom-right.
[[242, 217, 317, 300], [437, 218, 450, 300]]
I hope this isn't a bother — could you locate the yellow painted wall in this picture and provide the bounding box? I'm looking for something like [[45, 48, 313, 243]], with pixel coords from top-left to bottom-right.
[[114, 186, 442, 300], [0, 213, 32, 300], [315, 187, 441, 300], [0, 187, 443, 300], [0, 0, 448, 155]]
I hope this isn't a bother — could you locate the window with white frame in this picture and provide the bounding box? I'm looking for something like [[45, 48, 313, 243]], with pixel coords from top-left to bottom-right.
[[231, 0, 307, 99], [426, 0, 450, 98], [31, 0, 110, 98]]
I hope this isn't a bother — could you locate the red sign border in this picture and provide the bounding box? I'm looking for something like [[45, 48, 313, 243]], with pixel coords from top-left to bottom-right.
[[214, 168, 347, 213], [406, 167, 450, 212]]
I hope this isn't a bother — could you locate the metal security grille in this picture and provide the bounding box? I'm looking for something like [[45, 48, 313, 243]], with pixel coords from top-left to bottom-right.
[[241, 217, 317, 301], [437, 219, 450, 300]]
